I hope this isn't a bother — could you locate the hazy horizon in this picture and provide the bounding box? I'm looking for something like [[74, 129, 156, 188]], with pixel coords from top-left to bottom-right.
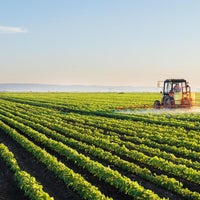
[[1, 83, 200, 93], [0, 83, 162, 92], [0, 82, 156, 87]]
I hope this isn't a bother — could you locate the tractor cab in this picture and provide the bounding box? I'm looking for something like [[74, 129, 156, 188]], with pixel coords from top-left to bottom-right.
[[154, 79, 193, 108]]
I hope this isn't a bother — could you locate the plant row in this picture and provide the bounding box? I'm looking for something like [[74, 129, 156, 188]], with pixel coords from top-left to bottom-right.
[[0, 108, 200, 188], [2, 103, 199, 172], [0, 143, 54, 200], [1, 106, 199, 199], [0, 121, 111, 200], [0, 113, 164, 200], [1, 99, 199, 164]]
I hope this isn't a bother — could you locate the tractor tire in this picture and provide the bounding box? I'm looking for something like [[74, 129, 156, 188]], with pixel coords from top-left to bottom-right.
[[163, 96, 175, 108], [154, 100, 161, 109]]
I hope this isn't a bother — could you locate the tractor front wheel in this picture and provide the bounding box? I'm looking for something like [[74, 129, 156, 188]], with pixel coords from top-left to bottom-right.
[[154, 100, 161, 109]]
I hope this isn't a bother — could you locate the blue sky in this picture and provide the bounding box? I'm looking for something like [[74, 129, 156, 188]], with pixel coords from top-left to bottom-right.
[[0, 0, 200, 87]]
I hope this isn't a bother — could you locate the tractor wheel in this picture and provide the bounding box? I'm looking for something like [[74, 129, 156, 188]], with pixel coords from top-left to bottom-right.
[[154, 100, 161, 109], [163, 96, 171, 108]]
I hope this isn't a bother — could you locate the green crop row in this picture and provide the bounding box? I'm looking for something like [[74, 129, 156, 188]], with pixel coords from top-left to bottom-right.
[[2, 105, 199, 199], [0, 121, 111, 200], [0, 112, 163, 200], [0, 93, 200, 200], [0, 104, 199, 186], [3, 94, 200, 134], [1, 103, 199, 199], [0, 143, 54, 200], [1, 99, 199, 165], [1, 102, 199, 172], [0, 92, 157, 112]]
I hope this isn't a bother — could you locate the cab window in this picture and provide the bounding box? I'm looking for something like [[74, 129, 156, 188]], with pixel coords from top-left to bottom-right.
[[164, 82, 172, 94]]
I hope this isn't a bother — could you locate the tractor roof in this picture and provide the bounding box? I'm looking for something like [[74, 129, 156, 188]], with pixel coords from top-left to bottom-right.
[[164, 79, 187, 83]]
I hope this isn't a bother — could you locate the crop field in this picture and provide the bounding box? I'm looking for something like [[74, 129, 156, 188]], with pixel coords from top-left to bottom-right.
[[0, 92, 200, 200]]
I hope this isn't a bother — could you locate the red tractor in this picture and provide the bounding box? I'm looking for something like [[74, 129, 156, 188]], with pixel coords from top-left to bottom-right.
[[154, 79, 193, 108]]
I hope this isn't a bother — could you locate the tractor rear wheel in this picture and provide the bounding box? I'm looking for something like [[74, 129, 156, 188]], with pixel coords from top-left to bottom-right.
[[163, 96, 175, 108]]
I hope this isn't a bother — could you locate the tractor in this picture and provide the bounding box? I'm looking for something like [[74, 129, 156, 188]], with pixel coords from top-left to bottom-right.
[[154, 79, 194, 109]]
